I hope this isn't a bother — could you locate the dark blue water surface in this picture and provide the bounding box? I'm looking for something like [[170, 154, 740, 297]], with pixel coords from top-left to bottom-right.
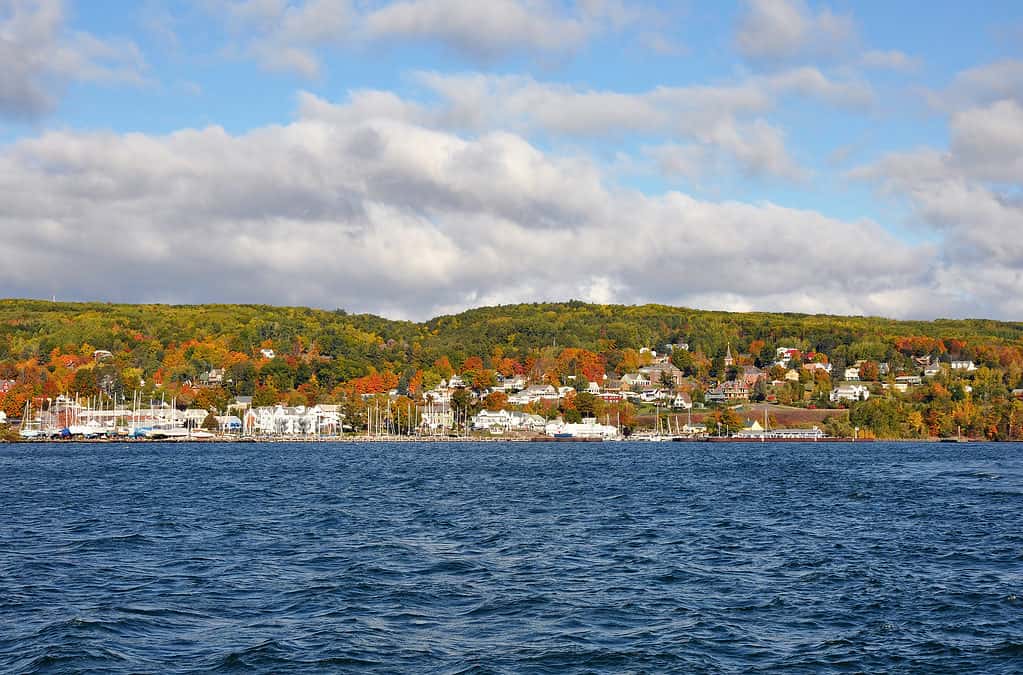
[[1, 442, 1021, 673]]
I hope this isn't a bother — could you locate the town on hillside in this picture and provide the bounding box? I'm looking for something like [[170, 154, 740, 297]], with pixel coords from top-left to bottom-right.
[[4, 332, 1022, 441]]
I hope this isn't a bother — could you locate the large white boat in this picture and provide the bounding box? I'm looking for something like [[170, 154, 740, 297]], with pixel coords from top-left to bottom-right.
[[544, 417, 620, 440]]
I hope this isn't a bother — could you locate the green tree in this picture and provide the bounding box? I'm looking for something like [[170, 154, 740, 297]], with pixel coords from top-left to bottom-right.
[[671, 349, 696, 376]]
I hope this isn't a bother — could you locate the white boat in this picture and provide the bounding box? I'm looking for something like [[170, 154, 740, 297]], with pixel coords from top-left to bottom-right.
[[544, 417, 620, 440], [18, 400, 42, 438], [145, 426, 191, 439]]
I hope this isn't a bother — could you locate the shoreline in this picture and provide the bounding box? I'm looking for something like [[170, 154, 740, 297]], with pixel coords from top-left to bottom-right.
[[0, 435, 1001, 444]]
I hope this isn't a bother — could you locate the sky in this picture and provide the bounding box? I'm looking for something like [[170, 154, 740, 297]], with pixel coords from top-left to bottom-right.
[[1, 0, 1022, 321]]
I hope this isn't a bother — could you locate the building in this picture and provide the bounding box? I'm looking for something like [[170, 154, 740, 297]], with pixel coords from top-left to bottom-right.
[[620, 373, 651, 389], [508, 385, 559, 405], [214, 415, 243, 432], [844, 366, 861, 381], [734, 425, 826, 440], [244, 405, 339, 435], [640, 389, 670, 402], [259, 349, 276, 359], [639, 362, 684, 388], [420, 402, 454, 432], [705, 380, 749, 402], [183, 408, 209, 427], [200, 368, 226, 386], [496, 375, 526, 392], [775, 347, 800, 365], [471, 409, 546, 433], [671, 392, 692, 409], [951, 360, 978, 372], [830, 383, 870, 402], [739, 365, 766, 388]]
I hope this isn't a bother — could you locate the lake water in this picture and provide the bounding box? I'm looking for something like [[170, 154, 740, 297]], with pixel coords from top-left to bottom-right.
[[1, 441, 1021, 673]]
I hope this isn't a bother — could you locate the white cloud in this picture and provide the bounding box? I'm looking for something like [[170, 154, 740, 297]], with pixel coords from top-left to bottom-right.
[[735, 0, 857, 64], [949, 99, 1023, 183], [363, 0, 591, 60], [213, 0, 638, 75], [221, 0, 350, 77], [851, 96, 1023, 312], [301, 68, 870, 181], [0, 101, 949, 320], [0, 0, 146, 119], [861, 49, 921, 72], [932, 59, 1023, 111]]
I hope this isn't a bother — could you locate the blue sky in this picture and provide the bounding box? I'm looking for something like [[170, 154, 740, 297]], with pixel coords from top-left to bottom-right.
[[1, 0, 1022, 320]]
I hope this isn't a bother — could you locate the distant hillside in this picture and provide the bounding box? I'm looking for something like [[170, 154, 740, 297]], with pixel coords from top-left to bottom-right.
[[3, 298, 1023, 439], [2, 298, 1023, 370]]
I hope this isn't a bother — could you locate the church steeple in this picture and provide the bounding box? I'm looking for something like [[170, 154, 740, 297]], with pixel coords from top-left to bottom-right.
[[724, 342, 734, 367]]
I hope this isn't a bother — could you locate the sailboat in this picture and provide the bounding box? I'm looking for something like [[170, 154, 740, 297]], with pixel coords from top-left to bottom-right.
[[18, 400, 42, 439]]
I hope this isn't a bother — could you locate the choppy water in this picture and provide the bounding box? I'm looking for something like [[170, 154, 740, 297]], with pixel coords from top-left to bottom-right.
[[1, 441, 1021, 673]]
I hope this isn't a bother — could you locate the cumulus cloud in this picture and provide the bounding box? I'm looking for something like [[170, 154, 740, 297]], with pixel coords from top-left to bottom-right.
[[220, 0, 351, 77], [949, 99, 1023, 183], [735, 0, 857, 65], [0, 97, 947, 319], [0, 0, 146, 119], [362, 0, 590, 60], [931, 59, 1023, 111], [851, 95, 1023, 313], [212, 0, 640, 75], [300, 68, 870, 181]]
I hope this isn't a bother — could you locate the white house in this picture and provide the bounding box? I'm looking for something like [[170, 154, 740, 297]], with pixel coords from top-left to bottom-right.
[[215, 415, 243, 432], [471, 409, 546, 433], [830, 383, 871, 403], [497, 375, 526, 392], [844, 366, 861, 381], [508, 385, 558, 405], [951, 360, 978, 372], [620, 373, 651, 389], [672, 392, 693, 410], [183, 408, 210, 427], [200, 368, 226, 386], [245, 405, 339, 435], [420, 402, 454, 432], [259, 349, 276, 359]]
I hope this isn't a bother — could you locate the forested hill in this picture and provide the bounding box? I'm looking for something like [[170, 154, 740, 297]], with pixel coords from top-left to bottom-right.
[[4, 298, 1023, 440], [3, 299, 1023, 374]]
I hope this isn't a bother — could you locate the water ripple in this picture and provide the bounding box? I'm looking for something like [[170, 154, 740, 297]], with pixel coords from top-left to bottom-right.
[[1, 441, 1021, 673]]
